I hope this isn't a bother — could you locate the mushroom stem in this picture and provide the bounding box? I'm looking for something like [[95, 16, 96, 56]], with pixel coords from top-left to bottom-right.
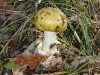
[[41, 31, 60, 55]]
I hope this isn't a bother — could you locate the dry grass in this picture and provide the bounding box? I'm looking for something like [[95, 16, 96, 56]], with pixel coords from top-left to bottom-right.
[[0, 0, 100, 75]]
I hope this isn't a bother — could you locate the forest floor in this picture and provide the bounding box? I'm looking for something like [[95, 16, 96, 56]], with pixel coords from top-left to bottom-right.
[[0, 0, 100, 75]]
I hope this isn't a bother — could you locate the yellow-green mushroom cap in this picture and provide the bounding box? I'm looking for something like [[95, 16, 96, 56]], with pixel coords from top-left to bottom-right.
[[34, 7, 67, 32]]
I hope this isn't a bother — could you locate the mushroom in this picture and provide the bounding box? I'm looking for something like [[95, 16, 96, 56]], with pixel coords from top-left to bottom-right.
[[34, 7, 67, 55]]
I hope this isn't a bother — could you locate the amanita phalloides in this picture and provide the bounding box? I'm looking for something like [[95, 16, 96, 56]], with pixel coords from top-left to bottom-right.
[[34, 7, 67, 68]]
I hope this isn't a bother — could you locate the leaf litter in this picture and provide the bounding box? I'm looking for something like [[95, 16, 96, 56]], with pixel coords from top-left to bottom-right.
[[0, 0, 100, 75]]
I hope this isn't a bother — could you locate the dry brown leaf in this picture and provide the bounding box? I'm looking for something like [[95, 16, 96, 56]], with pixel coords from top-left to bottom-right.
[[16, 55, 25, 59], [27, 61, 38, 69], [10, 51, 47, 71], [19, 65, 27, 72]]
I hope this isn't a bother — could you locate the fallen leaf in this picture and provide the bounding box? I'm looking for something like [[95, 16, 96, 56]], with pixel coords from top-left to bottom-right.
[[10, 51, 47, 71], [4, 62, 19, 70], [19, 65, 27, 72]]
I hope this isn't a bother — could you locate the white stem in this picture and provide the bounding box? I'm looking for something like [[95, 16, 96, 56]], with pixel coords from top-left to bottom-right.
[[35, 31, 60, 55], [41, 31, 59, 55]]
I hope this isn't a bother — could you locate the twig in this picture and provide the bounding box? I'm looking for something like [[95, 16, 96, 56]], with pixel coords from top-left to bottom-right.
[[34, 0, 42, 14], [0, 9, 21, 13]]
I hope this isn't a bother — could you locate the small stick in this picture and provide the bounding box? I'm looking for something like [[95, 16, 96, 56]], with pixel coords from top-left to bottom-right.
[[34, 0, 42, 14]]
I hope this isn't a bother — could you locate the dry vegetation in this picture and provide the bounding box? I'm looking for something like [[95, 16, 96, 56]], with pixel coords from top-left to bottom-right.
[[0, 0, 100, 75]]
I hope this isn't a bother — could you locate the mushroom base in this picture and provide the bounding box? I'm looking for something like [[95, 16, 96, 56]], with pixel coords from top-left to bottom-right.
[[35, 42, 60, 55], [35, 43, 64, 71], [34, 31, 64, 71], [41, 54, 63, 69]]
